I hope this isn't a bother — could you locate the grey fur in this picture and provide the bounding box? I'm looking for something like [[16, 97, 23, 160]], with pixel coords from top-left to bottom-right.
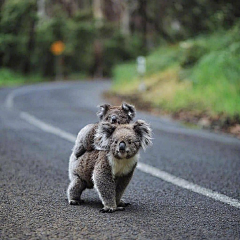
[[72, 124, 96, 158], [67, 120, 152, 213], [73, 103, 136, 158]]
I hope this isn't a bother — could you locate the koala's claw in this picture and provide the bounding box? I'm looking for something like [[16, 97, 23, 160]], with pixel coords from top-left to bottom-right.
[[118, 201, 131, 207], [69, 199, 84, 205], [100, 207, 125, 213], [117, 207, 125, 211], [100, 208, 114, 213]]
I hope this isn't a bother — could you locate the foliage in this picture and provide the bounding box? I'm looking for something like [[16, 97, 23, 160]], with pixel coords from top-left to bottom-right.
[[180, 44, 207, 68], [0, 68, 43, 86], [0, 0, 37, 72], [112, 24, 240, 116], [166, 0, 240, 40], [63, 17, 96, 76], [34, 9, 68, 76], [103, 32, 143, 75], [0, 0, 239, 81], [0, 0, 150, 79]]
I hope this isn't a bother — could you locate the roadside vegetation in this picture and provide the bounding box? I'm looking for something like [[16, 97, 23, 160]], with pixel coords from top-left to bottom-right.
[[111, 23, 240, 135], [1, 1, 239, 135], [0, 68, 45, 87]]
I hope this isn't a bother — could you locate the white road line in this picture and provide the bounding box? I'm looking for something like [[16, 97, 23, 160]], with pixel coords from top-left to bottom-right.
[[20, 112, 76, 143], [5, 83, 74, 110], [137, 163, 240, 209], [5, 91, 15, 109], [20, 111, 240, 209], [6, 83, 240, 145]]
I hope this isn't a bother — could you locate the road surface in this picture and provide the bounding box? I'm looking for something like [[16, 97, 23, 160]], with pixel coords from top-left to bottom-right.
[[1, 81, 240, 239]]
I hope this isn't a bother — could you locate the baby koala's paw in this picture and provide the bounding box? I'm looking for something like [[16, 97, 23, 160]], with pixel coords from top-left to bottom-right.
[[117, 200, 131, 207], [99, 206, 125, 213], [69, 199, 84, 205]]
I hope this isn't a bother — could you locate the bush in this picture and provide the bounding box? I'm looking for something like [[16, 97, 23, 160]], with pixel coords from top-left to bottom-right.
[[103, 32, 143, 76], [64, 19, 96, 76], [0, 1, 145, 78], [0, 67, 43, 86], [180, 43, 208, 68], [112, 23, 240, 116], [0, 0, 37, 72]]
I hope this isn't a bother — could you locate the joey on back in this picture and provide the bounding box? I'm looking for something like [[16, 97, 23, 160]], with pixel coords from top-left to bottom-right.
[[67, 120, 152, 213], [72, 102, 136, 158]]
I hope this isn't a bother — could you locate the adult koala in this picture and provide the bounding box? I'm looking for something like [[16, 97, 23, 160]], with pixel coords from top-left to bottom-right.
[[67, 120, 152, 213], [72, 103, 136, 158]]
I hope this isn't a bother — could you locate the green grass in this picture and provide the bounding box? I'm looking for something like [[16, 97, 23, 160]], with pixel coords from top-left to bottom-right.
[[0, 68, 44, 87], [111, 24, 240, 117], [113, 63, 137, 90], [112, 46, 182, 91]]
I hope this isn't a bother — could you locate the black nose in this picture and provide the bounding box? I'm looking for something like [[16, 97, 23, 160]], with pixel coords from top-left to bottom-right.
[[119, 141, 126, 151], [111, 115, 117, 124]]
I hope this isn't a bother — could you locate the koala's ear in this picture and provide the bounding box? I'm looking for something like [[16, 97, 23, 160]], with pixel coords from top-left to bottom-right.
[[133, 120, 152, 151], [94, 122, 116, 150], [97, 104, 111, 120], [121, 102, 136, 120]]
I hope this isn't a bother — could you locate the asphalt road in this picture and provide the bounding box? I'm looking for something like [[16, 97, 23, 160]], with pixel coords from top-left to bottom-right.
[[0, 81, 240, 239]]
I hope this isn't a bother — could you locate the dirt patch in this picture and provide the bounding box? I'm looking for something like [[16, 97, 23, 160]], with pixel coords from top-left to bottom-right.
[[104, 91, 240, 138]]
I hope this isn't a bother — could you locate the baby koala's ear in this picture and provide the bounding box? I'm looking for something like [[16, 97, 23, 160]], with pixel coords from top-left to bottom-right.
[[94, 122, 116, 150], [133, 120, 152, 151], [121, 102, 136, 120], [97, 104, 111, 120]]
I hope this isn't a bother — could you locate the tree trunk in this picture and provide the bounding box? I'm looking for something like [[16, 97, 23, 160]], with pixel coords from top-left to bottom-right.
[[121, 1, 130, 35], [93, 0, 103, 78], [23, 6, 36, 74], [37, 0, 46, 19], [139, 0, 147, 48], [93, 0, 103, 20], [93, 39, 103, 78]]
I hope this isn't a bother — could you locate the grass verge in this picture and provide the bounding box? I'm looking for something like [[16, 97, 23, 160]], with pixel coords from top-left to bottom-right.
[[0, 68, 45, 87], [110, 24, 240, 136]]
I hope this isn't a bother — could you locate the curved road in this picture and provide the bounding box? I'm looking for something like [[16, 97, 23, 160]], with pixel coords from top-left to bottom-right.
[[0, 81, 240, 239]]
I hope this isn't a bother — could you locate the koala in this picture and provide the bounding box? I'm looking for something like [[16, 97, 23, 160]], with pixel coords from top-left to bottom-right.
[[72, 103, 136, 158], [67, 120, 152, 213]]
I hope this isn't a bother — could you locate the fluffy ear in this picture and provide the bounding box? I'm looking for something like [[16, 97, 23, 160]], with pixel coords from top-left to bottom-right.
[[121, 102, 136, 120], [133, 120, 152, 151], [97, 104, 111, 120], [94, 122, 116, 150]]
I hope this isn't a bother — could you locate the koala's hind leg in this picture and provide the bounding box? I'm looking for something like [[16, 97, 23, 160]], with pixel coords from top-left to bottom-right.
[[67, 176, 86, 205], [73, 124, 96, 158]]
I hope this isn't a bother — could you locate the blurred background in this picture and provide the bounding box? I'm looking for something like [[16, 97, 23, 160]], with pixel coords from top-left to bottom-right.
[[0, 0, 240, 134]]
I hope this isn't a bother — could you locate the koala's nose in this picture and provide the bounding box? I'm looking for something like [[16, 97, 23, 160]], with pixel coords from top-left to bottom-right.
[[119, 141, 126, 151], [111, 115, 117, 124]]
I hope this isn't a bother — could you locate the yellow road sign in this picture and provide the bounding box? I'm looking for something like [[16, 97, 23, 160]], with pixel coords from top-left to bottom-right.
[[50, 41, 65, 55]]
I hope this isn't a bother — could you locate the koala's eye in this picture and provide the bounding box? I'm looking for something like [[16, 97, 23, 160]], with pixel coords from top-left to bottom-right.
[[128, 140, 132, 144], [115, 140, 118, 144]]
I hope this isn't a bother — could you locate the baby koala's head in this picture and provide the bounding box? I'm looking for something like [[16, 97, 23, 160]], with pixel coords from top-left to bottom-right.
[[95, 120, 152, 159], [97, 102, 136, 124]]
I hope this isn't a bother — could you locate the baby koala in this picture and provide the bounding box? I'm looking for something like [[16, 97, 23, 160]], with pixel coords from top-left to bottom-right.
[[72, 103, 136, 158], [67, 120, 152, 213]]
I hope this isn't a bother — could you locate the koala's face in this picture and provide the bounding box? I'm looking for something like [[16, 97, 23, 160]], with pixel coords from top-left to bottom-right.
[[95, 120, 152, 158], [110, 127, 141, 159], [97, 103, 136, 124], [103, 109, 130, 125]]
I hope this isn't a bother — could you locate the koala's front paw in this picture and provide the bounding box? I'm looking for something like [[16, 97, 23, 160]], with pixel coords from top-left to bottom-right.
[[69, 199, 84, 205], [100, 207, 125, 213], [118, 200, 131, 207]]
